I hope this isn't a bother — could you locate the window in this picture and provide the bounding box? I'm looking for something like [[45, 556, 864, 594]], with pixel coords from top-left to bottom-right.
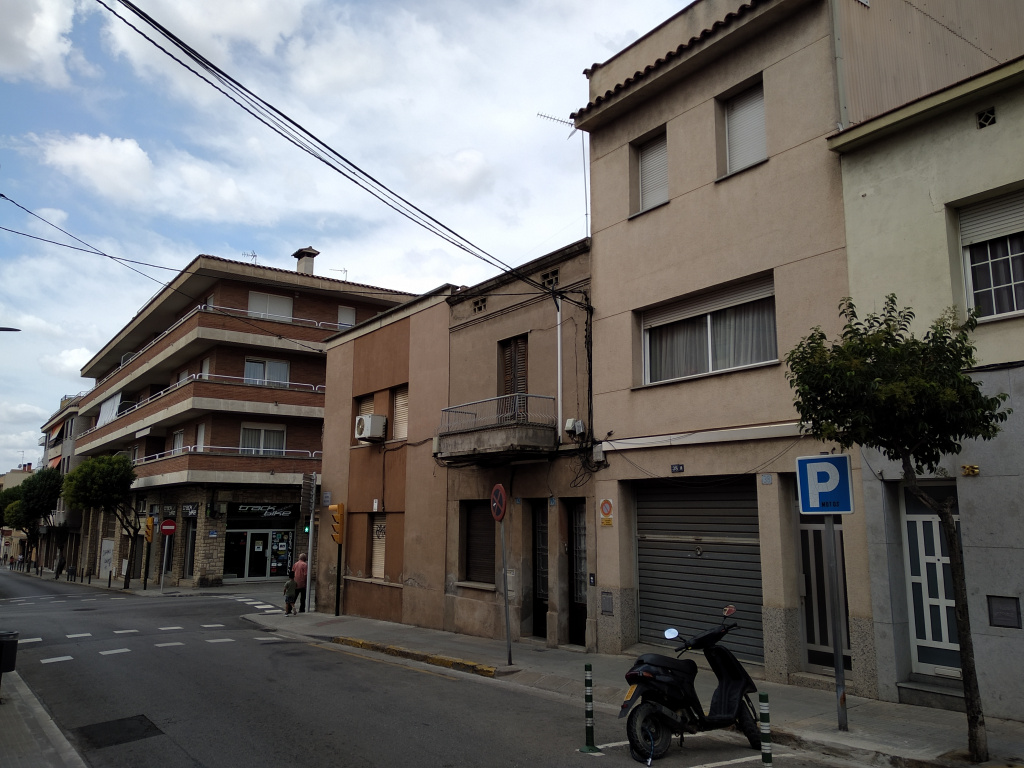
[[247, 291, 293, 322], [200, 358, 210, 380], [961, 190, 1024, 318], [338, 306, 356, 327], [541, 269, 559, 289], [370, 513, 386, 579], [240, 424, 286, 456], [97, 393, 122, 427], [356, 395, 374, 418], [637, 133, 669, 212], [196, 423, 206, 453], [643, 276, 777, 384], [499, 335, 528, 395], [176, 370, 189, 384], [171, 430, 184, 455], [392, 385, 409, 441], [472, 297, 487, 314], [244, 358, 289, 386], [463, 502, 494, 584], [724, 82, 766, 175]]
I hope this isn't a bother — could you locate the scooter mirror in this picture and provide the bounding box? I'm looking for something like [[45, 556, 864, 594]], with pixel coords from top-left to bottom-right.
[[664, 628, 679, 640], [723, 604, 736, 618]]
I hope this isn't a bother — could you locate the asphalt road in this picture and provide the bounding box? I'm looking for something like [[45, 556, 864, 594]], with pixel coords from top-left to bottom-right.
[[1, 570, 859, 768]]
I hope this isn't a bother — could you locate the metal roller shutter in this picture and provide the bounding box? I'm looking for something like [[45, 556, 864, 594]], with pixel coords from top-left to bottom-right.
[[636, 477, 764, 662]]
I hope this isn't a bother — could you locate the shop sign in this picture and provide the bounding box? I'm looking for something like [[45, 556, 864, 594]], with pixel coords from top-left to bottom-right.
[[163, 504, 177, 515], [227, 502, 300, 521], [183, 503, 200, 517]]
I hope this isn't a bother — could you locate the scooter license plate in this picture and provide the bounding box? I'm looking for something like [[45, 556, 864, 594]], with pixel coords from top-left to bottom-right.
[[623, 684, 637, 702]]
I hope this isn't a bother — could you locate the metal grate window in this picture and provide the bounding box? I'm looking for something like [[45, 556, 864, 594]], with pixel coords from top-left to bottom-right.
[[465, 502, 495, 584], [392, 385, 409, 440], [976, 107, 996, 129], [370, 513, 386, 580]]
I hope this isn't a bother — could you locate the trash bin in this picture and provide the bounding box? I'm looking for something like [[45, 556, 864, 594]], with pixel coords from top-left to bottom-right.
[[0, 630, 19, 673]]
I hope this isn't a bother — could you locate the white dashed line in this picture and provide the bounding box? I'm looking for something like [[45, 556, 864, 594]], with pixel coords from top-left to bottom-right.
[[155, 642, 184, 648], [254, 637, 280, 641], [99, 648, 131, 656], [206, 638, 234, 643], [263, 609, 284, 614], [82, 598, 96, 601], [114, 630, 138, 634], [201, 624, 224, 628], [52, 600, 66, 603], [159, 626, 183, 631], [41, 656, 73, 664], [66, 633, 92, 639], [110, 597, 127, 600], [252, 604, 275, 609], [18, 638, 42, 644]]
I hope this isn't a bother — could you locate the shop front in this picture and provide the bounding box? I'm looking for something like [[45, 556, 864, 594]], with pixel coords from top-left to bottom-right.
[[224, 503, 297, 580]]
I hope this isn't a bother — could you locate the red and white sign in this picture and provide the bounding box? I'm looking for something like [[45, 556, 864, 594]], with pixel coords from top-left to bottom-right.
[[160, 519, 177, 536], [490, 484, 507, 522]]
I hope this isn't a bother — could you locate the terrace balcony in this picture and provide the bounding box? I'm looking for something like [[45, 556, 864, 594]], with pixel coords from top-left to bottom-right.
[[129, 443, 321, 489], [434, 393, 558, 465]]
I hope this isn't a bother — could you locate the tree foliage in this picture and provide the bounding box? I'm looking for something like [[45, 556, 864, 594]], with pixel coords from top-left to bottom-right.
[[19, 467, 64, 525], [785, 295, 1010, 763], [63, 455, 139, 589], [785, 296, 1009, 471]]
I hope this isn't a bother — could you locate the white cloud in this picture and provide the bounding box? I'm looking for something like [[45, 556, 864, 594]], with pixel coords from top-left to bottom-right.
[[0, 404, 47, 425], [38, 133, 154, 201], [0, 0, 77, 87], [39, 347, 93, 378]]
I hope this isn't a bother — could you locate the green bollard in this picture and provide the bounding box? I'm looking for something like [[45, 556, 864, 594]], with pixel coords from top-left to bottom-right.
[[580, 663, 601, 753], [759, 691, 772, 766]]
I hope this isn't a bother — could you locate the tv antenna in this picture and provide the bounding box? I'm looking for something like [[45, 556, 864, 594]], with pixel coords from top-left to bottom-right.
[[538, 113, 589, 238], [330, 268, 349, 281], [242, 250, 258, 264]]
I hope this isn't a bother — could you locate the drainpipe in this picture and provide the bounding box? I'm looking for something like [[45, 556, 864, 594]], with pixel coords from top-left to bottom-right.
[[829, 0, 851, 130], [556, 295, 563, 445]]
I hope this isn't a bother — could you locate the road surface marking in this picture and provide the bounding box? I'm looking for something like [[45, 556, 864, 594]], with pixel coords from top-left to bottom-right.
[[155, 642, 184, 647], [312, 643, 458, 680], [690, 755, 792, 768], [262, 609, 284, 614], [206, 638, 234, 643], [114, 630, 138, 634], [252, 604, 275, 609], [201, 624, 224, 628], [41, 656, 73, 664], [66, 633, 92, 638], [159, 626, 183, 631], [254, 637, 280, 641], [18, 638, 42, 644], [110, 597, 127, 600], [99, 649, 131, 656], [52, 600, 66, 603], [82, 598, 96, 601]]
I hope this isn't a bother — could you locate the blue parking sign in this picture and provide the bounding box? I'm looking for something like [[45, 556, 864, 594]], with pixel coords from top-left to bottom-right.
[[796, 455, 854, 514]]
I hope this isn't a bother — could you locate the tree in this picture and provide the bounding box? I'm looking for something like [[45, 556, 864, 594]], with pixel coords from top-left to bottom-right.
[[785, 296, 1010, 763], [19, 467, 65, 559], [63, 455, 138, 590]]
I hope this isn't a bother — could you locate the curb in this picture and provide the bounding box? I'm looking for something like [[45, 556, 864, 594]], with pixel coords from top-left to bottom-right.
[[328, 635, 507, 678]]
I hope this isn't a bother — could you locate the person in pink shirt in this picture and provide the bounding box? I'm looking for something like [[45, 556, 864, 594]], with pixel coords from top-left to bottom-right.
[[292, 553, 308, 612]]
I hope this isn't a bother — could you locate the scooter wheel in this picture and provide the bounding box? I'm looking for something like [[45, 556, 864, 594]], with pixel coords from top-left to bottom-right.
[[626, 701, 673, 761], [737, 696, 761, 751]]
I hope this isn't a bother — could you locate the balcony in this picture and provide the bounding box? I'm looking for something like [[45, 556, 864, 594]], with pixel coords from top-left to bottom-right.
[[434, 394, 558, 464], [130, 444, 322, 488]]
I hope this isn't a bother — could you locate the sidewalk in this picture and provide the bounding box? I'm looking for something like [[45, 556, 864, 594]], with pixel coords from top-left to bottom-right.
[[3, 566, 1023, 767], [245, 610, 1024, 768]]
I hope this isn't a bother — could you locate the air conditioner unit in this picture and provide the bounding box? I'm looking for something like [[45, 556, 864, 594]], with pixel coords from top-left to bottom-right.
[[355, 414, 387, 441]]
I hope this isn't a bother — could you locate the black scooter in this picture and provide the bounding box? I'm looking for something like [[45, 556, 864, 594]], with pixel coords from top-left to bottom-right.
[[619, 605, 760, 763]]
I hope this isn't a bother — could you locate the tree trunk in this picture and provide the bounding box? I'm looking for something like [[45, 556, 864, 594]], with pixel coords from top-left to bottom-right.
[[902, 459, 988, 762]]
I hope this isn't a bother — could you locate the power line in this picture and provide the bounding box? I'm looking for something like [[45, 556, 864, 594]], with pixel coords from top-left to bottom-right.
[[93, 0, 587, 309]]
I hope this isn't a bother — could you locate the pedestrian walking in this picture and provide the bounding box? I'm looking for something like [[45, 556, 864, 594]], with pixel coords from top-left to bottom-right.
[[283, 570, 298, 616], [54, 552, 66, 580], [293, 553, 308, 613]]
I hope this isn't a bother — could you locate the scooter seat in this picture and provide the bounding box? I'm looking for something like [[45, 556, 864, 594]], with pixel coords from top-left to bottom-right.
[[635, 653, 698, 676]]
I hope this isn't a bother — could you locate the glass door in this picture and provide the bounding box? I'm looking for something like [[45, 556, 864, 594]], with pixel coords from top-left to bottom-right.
[[247, 532, 270, 578]]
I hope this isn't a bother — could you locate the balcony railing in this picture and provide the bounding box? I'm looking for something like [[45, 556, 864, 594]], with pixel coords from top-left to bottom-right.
[[134, 444, 323, 465], [92, 303, 350, 391], [76, 373, 325, 441], [438, 394, 557, 435]]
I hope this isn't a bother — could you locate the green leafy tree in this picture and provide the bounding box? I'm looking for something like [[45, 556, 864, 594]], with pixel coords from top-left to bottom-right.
[[18, 467, 65, 558], [4, 498, 35, 550], [785, 296, 1010, 763], [63, 455, 138, 590]]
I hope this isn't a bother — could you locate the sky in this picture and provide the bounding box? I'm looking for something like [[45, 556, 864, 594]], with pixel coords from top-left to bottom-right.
[[0, 0, 689, 472]]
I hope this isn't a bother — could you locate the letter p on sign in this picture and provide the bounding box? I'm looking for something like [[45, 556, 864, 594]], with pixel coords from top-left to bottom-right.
[[796, 455, 854, 515]]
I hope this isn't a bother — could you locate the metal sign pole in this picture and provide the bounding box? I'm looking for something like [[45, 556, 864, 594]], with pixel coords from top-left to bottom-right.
[[499, 519, 513, 667], [824, 515, 848, 731], [160, 537, 169, 593]]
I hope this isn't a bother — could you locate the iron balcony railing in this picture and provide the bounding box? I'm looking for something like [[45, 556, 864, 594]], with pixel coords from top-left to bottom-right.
[[132, 445, 323, 465], [438, 394, 557, 435], [76, 372, 325, 441]]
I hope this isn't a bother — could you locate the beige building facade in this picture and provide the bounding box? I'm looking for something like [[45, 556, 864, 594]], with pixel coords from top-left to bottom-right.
[[572, 0, 1024, 701], [829, 59, 1024, 718]]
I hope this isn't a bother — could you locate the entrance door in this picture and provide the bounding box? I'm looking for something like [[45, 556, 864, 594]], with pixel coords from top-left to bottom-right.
[[224, 532, 247, 578], [532, 503, 548, 639], [184, 519, 197, 578], [247, 533, 270, 578], [901, 485, 962, 678], [799, 517, 851, 670], [568, 502, 587, 646]]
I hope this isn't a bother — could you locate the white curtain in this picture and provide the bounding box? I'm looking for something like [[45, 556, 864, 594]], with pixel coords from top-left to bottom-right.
[[97, 393, 122, 426], [648, 316, 708, 382], [711, 297, 777, 370]]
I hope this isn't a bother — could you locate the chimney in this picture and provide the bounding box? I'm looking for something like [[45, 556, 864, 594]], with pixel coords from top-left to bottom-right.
[[291, 246, 319, 274]]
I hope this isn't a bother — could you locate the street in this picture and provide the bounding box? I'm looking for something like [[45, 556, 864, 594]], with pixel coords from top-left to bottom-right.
[[1, 570, 861, 768]]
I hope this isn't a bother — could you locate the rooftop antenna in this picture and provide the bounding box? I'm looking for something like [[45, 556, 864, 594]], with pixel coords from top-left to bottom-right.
[[330, 268, 349, 281], [538, 112, 589, 238], [242, 250, 258, 264]]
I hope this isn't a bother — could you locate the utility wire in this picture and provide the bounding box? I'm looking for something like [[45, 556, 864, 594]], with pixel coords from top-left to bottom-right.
[[94, 0, 588, 311]]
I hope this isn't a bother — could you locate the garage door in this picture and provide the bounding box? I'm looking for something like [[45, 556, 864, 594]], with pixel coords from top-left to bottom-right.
[[636, 477, 764, 662]]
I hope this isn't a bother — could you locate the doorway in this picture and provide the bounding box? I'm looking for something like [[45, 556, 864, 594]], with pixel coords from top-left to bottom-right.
[[531, 502, 548, 639], [567, 501, 587, 647]]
